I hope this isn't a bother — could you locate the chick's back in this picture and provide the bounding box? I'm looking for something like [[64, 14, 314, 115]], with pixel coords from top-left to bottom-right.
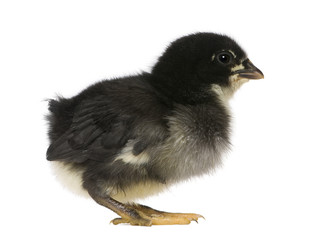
[[46, 74, 170, 164]]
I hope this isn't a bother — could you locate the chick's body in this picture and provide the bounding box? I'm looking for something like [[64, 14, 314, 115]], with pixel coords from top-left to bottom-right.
[[48, 74, 230, 201], [46, 33, 263, 226]]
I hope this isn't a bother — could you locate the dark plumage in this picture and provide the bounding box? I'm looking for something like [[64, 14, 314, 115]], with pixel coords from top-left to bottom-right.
[[46, 32, 263, 226]]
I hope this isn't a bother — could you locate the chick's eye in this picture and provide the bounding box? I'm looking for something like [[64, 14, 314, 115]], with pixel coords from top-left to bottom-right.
[[216, 52, 233, 65]]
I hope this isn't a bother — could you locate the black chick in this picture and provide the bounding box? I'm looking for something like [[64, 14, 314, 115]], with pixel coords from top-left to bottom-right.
[[46, 33, 263, 226]]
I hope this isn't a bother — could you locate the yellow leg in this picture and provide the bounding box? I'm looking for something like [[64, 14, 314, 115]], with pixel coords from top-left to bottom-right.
[[111, 203, 204, 226], [89, 191, 204, 226]]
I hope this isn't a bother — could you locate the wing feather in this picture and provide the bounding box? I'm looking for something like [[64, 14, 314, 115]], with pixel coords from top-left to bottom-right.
[[46, 97, 132, 163]]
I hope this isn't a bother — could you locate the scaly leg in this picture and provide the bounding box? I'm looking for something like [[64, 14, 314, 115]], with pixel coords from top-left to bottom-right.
[[112, 203, 204, 225], [89, 191, 204, 226]]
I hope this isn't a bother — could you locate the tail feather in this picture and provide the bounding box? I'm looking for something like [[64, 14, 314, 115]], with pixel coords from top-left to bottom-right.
[[46, 97, 74, 142], [48, 99, 61, 113]]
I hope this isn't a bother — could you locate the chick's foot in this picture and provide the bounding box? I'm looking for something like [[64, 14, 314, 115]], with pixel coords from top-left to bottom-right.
[[111, 203, 204, 226]]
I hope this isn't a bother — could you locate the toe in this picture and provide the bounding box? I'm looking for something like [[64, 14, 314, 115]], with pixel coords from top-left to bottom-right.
[[110, 217, 152, 226], [110, 218, 127, 225]]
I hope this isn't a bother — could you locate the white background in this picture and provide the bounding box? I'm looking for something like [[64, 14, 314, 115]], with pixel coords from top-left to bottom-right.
[[1, 0, 313, 239]]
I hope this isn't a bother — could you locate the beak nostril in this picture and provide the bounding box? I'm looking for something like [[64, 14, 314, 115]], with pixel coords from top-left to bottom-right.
[[245, 59, 256, 69], [234, 58, 264, 80]]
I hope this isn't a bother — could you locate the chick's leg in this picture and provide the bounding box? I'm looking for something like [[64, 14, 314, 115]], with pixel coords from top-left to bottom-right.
[[89, 191, 203, 226], [89, 193, 152, 226], [130, 204, 204, 225]]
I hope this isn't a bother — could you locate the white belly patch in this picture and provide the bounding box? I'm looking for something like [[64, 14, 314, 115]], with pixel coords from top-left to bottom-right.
[[50, 161, 89, 198], [50, 161, 166, 203]]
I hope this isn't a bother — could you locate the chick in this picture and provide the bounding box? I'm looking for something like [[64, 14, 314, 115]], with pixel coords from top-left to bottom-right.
[[46, 33, 263, 226]]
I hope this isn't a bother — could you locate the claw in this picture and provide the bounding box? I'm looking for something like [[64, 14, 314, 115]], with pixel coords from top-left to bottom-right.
[[196, 214, 205, 220]]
